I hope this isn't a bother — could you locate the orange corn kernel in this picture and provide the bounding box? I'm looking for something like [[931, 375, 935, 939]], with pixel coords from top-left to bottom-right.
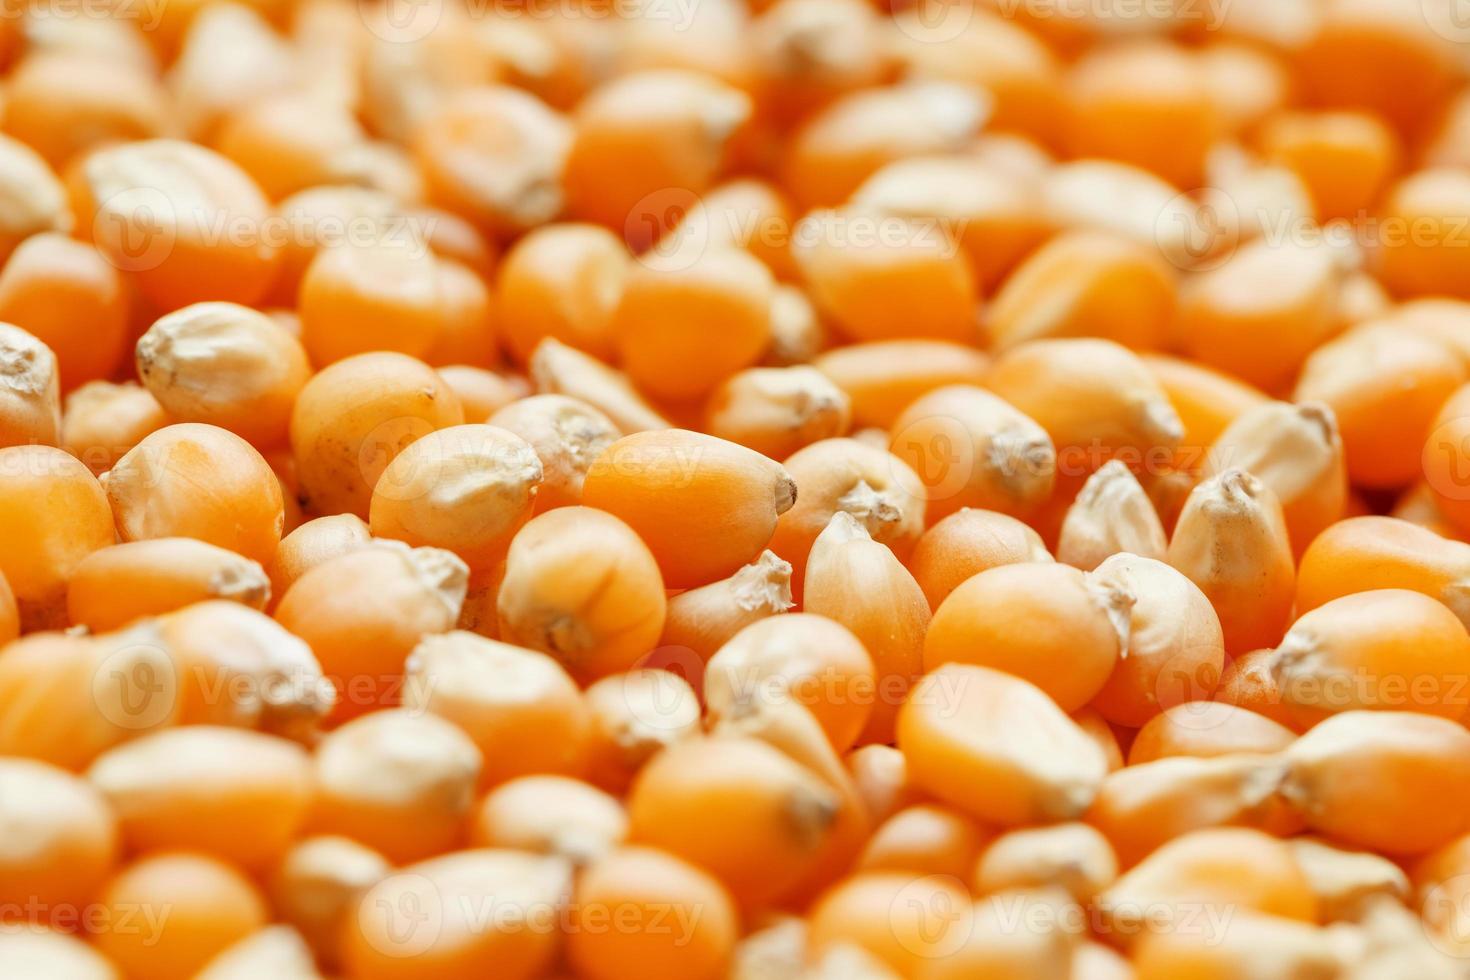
[[311, 708, 481, 864], [705, 366, 852, 462], [659, 550, 793, 663], [856, 155, 1052, 295], [658, 177, 797, 281], [0, 232, 129, 393], [289, 351, 465, 519], [1141, 353, 1269, 451], [0, 626, 180, 769], [274, 542, 467, 721], [1281, 710, 1470, 855], [403, 631, 590, 789], [68, 539, 269, 632], [1173, 237, 1349, 393], [343, 849, 571, 980], [414, 86, 570, 238], [213, 93, 371, 202], [705, 612, 875, 753], [1375, 168, 1470, 301], [1166, 469, 1295, 656], [87, 726, 311, 870], [496, 223, 627, 365], [60, 381, 169, 476], [1216, 648, 1295, 729], [973, 822, 1118, 903], [105, 423, 285, 566], [1056, 461, 1167, 572], [1089, 553, 1226, 727], [265, 514, 372, 606], [1202, 400, 1347, 555], [844, 743, 921, 827], [159, 601, 330, 740], [892, 7, 1064, 148], [439, 366, 531, 424], [582, 430, 795, 588], [1095, 827, 1315, 942], [92, 853, 267, 980], [781, 82, 986, 210], [806, 872, 972, 976], [135, 302, 310, 449], [495, 506, 666, 682], [770, 437, 924, 598], [1265, 589, 1470, 728], [1131, 912, 1343, 980], [0, 445, 115, 627], [1086, 754, 1301, 869], [0, 757, 117, 920], [0, 322, 61, 450], [1295, 0, 1459, 137], [488, 394, 620, 513], [1296, 324, 1466, 489], [899, 663, 1108, 827], [71, 139, 278, 311], [1065, 40, 1219, 189], [857, 803, 989, 881], [891, 385, 1055, 526], [368, 424, 542, 569], [471, 774, 627, 865], [985, 338, 1183, 475], [267, 835, 389, 972], [924, 562, 1129, 713], [908, 508, 1053, 611], [1425, 381, 1470, 539], [1296, 515, 1470, 625], [803, 513, 931, 743], [583, 669, 702, 795], [2, 52, 167, 170], [812, 339, 990, 430], [792, 206, 979, 345], [568, 846, 738, 980], [299, 240, 493, 367], [987, 230, 1175, 353], [565, 70, 751, 244], [1128, 702, 1296, 766], [751, 0, 891, 124], [1256, 110, 1401, 221], [613, 248, 775, 404], [627, 735, 842, 909]]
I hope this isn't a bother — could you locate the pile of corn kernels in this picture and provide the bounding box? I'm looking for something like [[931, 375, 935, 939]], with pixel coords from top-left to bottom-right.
[[8, 0, 1470, 977]]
